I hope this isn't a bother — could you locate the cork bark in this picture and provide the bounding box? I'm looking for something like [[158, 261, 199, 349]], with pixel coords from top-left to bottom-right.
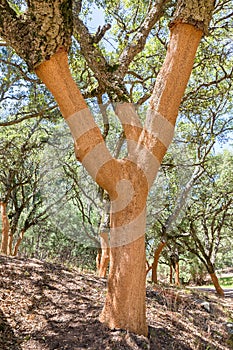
[[0, 0, 72, 70], [97, 232, 110, 278], [210, 272, 224, 297], [152, 241, 167, 284], [207, 261, 224, 296], [171, 0, 215, 35], [0, 202, 10, 255]]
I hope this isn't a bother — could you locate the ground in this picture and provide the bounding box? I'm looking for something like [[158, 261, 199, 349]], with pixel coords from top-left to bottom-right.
[[0, 256, 232, 350]]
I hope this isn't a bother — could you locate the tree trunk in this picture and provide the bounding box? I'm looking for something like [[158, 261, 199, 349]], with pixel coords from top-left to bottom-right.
[[151, 241, 166, 283], [96, 248, 101, 271], [35, 52, 149, 335], [13, 229, 25, 256], [34, 23, 203, 336], [99, 160, 149, 335], [170, 252, 180, 286], [98, 232, 110, 278], [170, 265, 173, 284], [8, 233, 13, 256], [100, 235, 147, 335], [97, 193, 110, 277], [209, 272, 224, 297], [0, 202, 10, 255], [208, 264, 224, 297], [206, 261, 224, 296], [175, 261, 180, 286]]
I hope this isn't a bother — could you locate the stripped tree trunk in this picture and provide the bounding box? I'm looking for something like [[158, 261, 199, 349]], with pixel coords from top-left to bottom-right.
[[8, 233, 13, 256], [0, 202, 10, 255], [152, 241, 167, 283], [96, 248, 101, 272], [207, 262, 224, 296], [210, 272, 224, 297], [13, 229, 25, 256], [35, 23, 203, 335], [0, 203, 25, 256], [97, 193, 110, 277], [98, 232, 110, 278], [99, 161, 149, 335]]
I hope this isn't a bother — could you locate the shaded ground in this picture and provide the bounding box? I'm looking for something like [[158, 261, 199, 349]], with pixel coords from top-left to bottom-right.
[[0, 256, 232, 350]]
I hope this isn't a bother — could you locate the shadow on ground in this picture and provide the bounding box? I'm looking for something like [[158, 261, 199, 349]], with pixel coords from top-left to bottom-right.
[[0, 308, 22, 350], [0, 256, 232, 350]]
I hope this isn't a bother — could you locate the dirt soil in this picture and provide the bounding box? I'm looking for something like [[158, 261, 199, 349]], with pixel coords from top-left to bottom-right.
[[0, 256, 232, 350]]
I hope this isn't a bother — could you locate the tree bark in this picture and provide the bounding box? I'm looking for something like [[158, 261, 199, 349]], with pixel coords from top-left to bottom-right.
[[13, 229, 25, 256], [96, 248, 101, 271], [0, 202, 10, 255], [152, 241, 167, 283], [0, 0, 72, 70], [170, 265, 173, 284], [98, 232, 110, 278], [172, 0, 215, 35], [100, 235, 147, 335], [206, 261, 225, 296], [97, 193, 110, 277], [209, 272, 224, 297], [175, 261, 180, 286]]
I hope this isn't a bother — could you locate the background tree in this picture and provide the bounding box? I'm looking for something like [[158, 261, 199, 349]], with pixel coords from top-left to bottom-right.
[[176, 151, 233, 295], [0, 120, 49, 255]]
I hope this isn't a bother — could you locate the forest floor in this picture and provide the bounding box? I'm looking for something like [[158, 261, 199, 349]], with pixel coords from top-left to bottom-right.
[[0, 256, 233, 350]]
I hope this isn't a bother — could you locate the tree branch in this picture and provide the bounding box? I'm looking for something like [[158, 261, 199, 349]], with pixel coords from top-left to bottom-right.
[[92, 24, 111, 44], [117, 0, 168, 77], [0, 58, 40, 83], [73, 16, 129, 101], [0, 107, 56, 127]]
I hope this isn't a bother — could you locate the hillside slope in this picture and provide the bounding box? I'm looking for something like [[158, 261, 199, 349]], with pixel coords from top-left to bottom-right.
[[0, 256, 232, 350]]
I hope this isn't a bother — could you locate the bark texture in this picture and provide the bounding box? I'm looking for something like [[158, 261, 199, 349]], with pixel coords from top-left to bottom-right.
[[98, 232, 110, 278], [171, 0, 215, 35], [209, 272, 224, 297], [0, 0, 72, 70], [97, 193, 110, 277], [13, 229, 25, 256], [152, 241, 167, 284], [100, 236, 147, 336], [0, 202, 9, 255]]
